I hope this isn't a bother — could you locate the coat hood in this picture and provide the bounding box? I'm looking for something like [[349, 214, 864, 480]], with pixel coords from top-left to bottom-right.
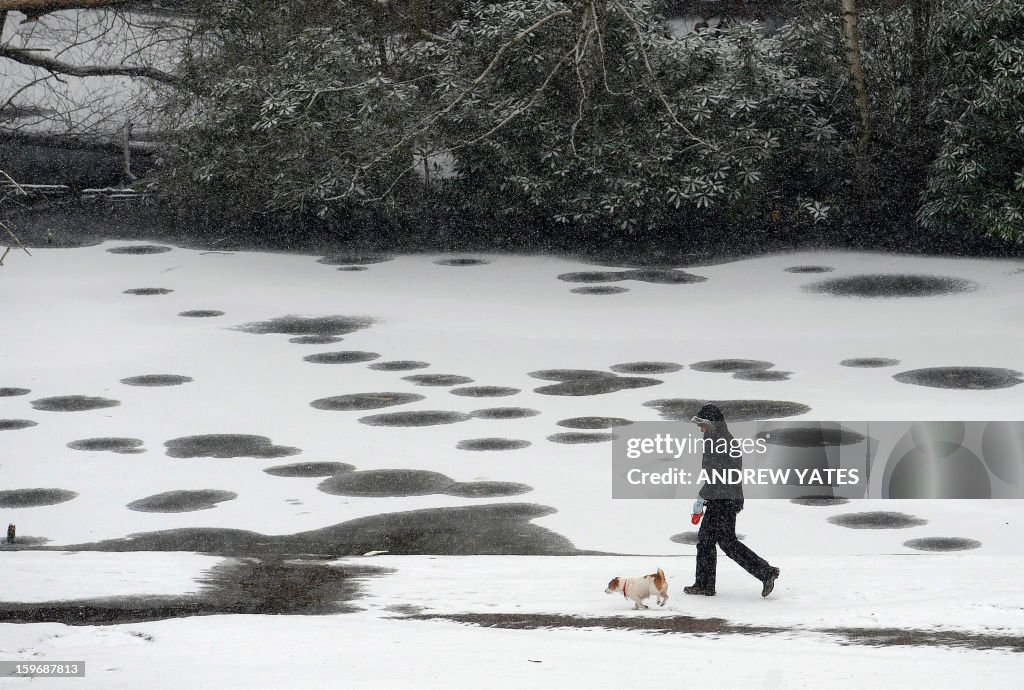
[[691, 403, 732, 440]]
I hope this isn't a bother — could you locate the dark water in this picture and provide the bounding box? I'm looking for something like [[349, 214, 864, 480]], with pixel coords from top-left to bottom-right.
[[263, 462, 355, 477], [0, 488, 78, 508], [165, 434, 300, 459], [32, 395, 120, 412], [127, 490, 238, 513], [233, 315, 374, 337], [827, 512, 928, 529], [67, 437, 144, 453], [804, 274, 977, 298], [310, 392, 424, 411], [120, 374, 193, 387]]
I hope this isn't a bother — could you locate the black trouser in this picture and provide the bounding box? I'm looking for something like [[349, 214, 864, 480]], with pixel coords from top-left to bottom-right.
[[695, 499, 773, 589]]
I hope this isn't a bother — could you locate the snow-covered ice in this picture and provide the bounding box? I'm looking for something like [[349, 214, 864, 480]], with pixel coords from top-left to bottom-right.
[[1, 243, 1022, 687]]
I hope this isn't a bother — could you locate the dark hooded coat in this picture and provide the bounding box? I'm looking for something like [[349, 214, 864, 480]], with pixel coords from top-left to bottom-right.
[[695, 403, 744, 508]]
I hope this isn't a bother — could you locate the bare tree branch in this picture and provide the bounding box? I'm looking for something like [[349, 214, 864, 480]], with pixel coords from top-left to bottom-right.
[[0, 42, 183, 86]]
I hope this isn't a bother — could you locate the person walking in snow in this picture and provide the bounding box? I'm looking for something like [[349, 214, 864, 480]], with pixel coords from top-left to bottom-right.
[[684, 403, 780, 597]]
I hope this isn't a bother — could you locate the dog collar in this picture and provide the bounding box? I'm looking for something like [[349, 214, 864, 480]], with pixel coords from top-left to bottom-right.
[[622, 581, 628, 599]]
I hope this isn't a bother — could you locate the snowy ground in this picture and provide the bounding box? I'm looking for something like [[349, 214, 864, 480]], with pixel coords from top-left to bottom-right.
[[1, 553, 1022, 689], [1, 243, 1022, 686]]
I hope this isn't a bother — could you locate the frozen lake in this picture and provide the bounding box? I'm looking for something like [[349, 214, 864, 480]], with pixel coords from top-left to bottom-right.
[[1, 243, 1022, 687]]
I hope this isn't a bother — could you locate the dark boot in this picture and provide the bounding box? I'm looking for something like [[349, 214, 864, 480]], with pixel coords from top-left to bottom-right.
[[683, 584, 716, 596], [761, 567, 780, 598]]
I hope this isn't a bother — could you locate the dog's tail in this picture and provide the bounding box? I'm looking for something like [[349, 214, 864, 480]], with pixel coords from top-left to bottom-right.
[[655, 567, 666, 589]]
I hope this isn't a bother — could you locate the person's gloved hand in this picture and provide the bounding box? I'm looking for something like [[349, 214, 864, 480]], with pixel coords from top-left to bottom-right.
[[691, 498, 706, 525]]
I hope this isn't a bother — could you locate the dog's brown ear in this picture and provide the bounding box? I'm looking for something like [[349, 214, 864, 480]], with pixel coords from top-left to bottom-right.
[[654, 568, 666, 588], [607, 577, 620, 590]]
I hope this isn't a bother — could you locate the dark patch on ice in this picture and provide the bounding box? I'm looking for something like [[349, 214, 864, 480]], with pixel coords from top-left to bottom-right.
[[470, 407, 541, 420], [358, 410, 471, 427], [0, 419, 37, 431], [841, 358, 900, 368], [759, 427, 866, 447], [67, 437, 144, 454], [804, 274, 978, 298], [0, 536, 50, 549], [234, 315, 374, 338], [547, 432, 617, 444], [559, 271, 621, 284], [318, 469, 455, 497], [903, 537, 981, 552], [628, 269, 707, 284], [733, 370, 792, 381], [369, 360, 430, 371], [0, 560, 386, 624], [784, 265, 833, 273], [179, 310, 225, 318], [444, 481, 532, 498], [311, 392, 424, 411], [827, 512, 927, 529], [530, 369, 617, 381], [0, 488, 78, 508], [671, 531, 744, 545], [610, 362, 683, 375], [530, 369, 661, 396], [434, 257, 490, 266], [789, 496, 851, 506], [317, 253, 392, 265], [450, 386, 520, 398], [289, 335, 342, 344], [403, 613, 1024, 653], [107, 245, 172, 255], [336, 265, 368, 272], [534, 378, 661, 396], [571, 286, 629, 295], [691, 359, 775, 373], [892, 367, 1022, 390], [825, 627, 1024, 653], [558, 269, 706, 285], [303, 351, 380, 365], [0, 387, 30, 397], [411, 613, 773, 637], [402, 374, 474, 387], [120, 374, 193, 387], [31, 395, 120, 412], [644, 399, 811, 421], [59, 503, 575, 556], [127, 490, 238, 513], [263, 462, 355, 478], [165, 434, 301, 459], [456, 438, 532, 451], [123, 287, 173, 296], [557, 416, 633, 429], [384, 603, 426, 616]]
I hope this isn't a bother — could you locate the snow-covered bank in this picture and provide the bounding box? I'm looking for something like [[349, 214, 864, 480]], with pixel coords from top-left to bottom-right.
[[1, 610, 1018, 690], [351, 554, 1024, 635], [0, 552, 221, 603]]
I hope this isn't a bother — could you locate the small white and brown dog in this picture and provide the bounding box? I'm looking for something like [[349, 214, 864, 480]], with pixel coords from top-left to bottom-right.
[[605, 568, 668, 610]]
